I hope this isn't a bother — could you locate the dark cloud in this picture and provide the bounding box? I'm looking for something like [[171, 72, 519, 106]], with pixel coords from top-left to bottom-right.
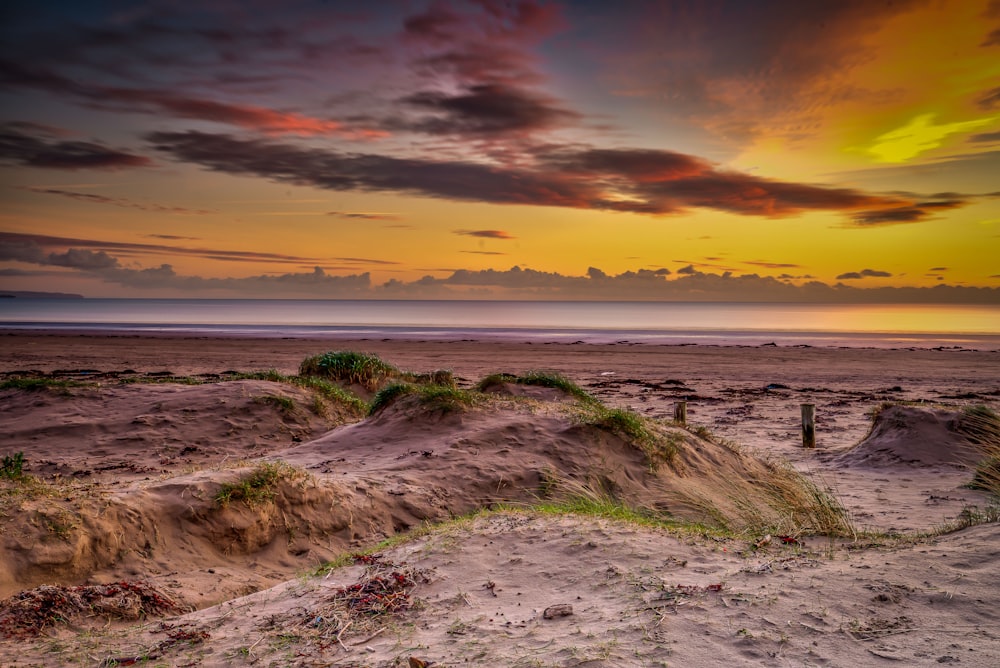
[[0, 232, 397, 267], [969, 130, 1000, 143], [461, 250, 507, 255], [0, 234, 373, 295], [400, 84, 579, 136], [412, 44, 540, 87], [327, 211, 400, 221], [976, 86, 1000, 110], [0, 123, 151, 170], [539, 146, 931, 218], [403, 1, 564, 48], [393, 1, 571, 142], [0, 6, 382, 89], [98, 264, 373, 295], [403, 5, 465, 43], [45, 248, 119, 270], [379, 265, 998, 303], [836, 268, 892, 280], [982, 27, 1000, 47], [929, 266, 949, 271], [850, 199, 965, 226], [147, 130, 592, 208], [0, 60, 380, 138], [91, 89, 366, 136], [24, 187, 214, 215], [0, 120, 69, 137], [743, 261, 800, 269], [147, 131, 955, 223], [454, 229, 516, 239]]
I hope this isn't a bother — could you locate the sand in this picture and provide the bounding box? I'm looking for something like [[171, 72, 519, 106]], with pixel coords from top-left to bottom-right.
[[0, 331, 998, 666]]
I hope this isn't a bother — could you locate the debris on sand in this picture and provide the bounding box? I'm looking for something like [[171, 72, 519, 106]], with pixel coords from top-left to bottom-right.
[[0, 581, 182, 638]]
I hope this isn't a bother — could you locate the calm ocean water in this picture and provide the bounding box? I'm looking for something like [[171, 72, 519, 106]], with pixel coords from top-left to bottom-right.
[[2, 299, 999, 349]]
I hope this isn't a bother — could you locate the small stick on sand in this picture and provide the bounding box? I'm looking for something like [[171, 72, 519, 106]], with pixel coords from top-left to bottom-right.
[[351, 626, 387, 646], [336, 619, 353, 651]]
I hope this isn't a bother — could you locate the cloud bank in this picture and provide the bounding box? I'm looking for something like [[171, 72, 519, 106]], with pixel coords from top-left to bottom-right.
[[3, 233, 996, 303]]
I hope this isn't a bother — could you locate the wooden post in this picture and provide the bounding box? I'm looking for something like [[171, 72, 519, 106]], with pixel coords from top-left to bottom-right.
[[674, 401, 687, 426], [801, 403, 816, 448]]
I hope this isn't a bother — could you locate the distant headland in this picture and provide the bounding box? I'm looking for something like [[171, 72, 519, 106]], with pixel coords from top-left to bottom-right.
[[0, 291, 84, 299]]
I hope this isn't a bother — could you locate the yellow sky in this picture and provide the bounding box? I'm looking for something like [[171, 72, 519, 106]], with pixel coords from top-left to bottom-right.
[[1, 0, 998, 300]]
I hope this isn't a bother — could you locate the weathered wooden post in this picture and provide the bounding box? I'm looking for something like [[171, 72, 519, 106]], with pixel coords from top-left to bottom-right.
[[674, 401, 687, 426], [801, 403, 816, 448]]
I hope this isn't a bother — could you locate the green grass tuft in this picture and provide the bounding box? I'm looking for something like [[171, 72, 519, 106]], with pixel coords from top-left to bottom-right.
[[293, 376, 368, 415], [1, 452, 26, 481], [235, 370, 368, 415], [369, 382, 481, 415], [298, 351, 399, 390], [0, 377, 76, 391], [579, 404, 681, 469], [369, 382, 415, 414], [214, 462, 304, 509], [515, 371, 594, 402]]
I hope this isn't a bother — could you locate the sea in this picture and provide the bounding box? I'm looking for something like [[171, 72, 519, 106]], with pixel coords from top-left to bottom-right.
[[2, 299, 999, 350]]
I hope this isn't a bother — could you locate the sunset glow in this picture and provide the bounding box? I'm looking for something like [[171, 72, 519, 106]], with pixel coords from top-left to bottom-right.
[[1, 1, 998, 301]]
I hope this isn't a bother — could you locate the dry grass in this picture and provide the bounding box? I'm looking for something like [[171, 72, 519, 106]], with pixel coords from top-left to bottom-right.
[[0, 582, 183, 639], [667, 459, 855, 539], [958, 406, 1000, 497]]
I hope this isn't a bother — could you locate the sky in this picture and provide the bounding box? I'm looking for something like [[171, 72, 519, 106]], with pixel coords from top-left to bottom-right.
[[1, 0, 999, 302]]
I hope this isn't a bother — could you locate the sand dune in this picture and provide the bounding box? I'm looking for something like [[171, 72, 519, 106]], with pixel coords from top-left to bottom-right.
[[0, 335, 997, 666]]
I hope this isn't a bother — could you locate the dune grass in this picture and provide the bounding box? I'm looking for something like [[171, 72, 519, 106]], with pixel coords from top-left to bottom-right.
[[476, 370, 680, 469], [667, 458, 856, 539], [582, 404, 682, 469], [214, 462, 306, 509], [0, 377, 77, 391], [958, 405, 1000, 497], [369, 382, 481, 415], [235, 370, 368, 415], [476, 371, 594, 402], [298, 351, 399, 390]]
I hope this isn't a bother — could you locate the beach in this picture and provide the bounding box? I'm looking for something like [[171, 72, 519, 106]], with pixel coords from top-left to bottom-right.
[[1, 331, 998, 666]]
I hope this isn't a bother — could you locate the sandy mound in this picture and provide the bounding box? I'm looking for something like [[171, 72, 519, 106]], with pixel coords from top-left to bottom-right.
[[0, 379, 356, 481], [1, 380, 846, 611], [835, 405, 983, 468]]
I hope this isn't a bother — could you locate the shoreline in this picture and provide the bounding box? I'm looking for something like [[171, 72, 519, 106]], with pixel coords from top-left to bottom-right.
[[3, 325, 1000, 351]]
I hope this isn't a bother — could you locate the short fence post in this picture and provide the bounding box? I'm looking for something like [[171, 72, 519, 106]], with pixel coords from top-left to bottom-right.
[[801, 403, 816, 448], [674, 401, 687, 426]]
